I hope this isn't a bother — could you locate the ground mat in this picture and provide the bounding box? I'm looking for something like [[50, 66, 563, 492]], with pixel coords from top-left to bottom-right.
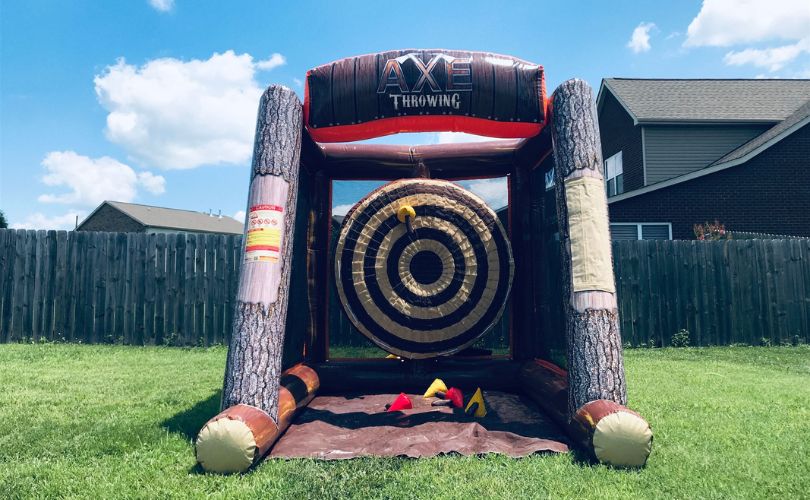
[[270, 391, 570, 459]]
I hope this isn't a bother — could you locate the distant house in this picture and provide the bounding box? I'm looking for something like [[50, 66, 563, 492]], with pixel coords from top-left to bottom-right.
[[77, 201, 244, 235], [595, 78, 810, 240]]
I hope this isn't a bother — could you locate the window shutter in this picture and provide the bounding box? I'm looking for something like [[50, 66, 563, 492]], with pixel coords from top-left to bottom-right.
[[641, 224, 670, 240], [610, 224, 640, 241]]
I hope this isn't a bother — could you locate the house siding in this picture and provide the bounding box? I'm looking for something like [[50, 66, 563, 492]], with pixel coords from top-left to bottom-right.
[[77, 204, 144, 232], [598, 91, 644, 192], [644, 124, 770, 185], [609, 122, 810, 239]]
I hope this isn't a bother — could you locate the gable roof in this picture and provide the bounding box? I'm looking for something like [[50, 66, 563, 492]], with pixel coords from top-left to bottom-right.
[[599, 78, 810, 124], [80, 201, 244, 234], [711, 98, 810, 166]]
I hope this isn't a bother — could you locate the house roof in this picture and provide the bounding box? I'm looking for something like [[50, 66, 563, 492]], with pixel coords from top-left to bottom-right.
[[81, 201, 244, 234], [600, 78, 810, 123], [711, 98, 810, 166]]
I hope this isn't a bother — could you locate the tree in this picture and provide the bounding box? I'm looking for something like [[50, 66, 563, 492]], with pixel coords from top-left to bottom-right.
[[0, 210, 7, 229]]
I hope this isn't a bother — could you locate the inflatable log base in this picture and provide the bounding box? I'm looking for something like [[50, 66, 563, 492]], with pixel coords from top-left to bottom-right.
[[520, 360, 652, 468], [196, 364, 319, 473]]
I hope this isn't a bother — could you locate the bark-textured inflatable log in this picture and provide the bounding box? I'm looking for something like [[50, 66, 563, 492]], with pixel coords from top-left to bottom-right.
[[197, 85, 303, 474], [196, 364, 319, 473], [520, 360, 652, 468], [546, 80, 652, 467], [221, 85, 303, 417], [549, 79, 627, 414]]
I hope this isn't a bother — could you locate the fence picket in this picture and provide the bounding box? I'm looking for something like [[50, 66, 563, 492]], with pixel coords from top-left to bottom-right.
[[144, 233, 157, 345], [0, 231, 13, 341], [154, 234, 167, 345], [164, 232, 178, 343], [204, 234, 216, 346]]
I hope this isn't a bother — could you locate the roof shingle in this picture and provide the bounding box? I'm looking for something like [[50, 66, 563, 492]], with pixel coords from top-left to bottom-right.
[[603, 78, 810, 122]]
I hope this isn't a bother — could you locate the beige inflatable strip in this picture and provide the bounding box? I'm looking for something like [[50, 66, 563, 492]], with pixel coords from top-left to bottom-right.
[[564, 177, 616, 293]]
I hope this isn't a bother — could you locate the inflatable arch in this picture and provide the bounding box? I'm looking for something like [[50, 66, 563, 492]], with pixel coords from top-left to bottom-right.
[[195, 50, 652, 473]]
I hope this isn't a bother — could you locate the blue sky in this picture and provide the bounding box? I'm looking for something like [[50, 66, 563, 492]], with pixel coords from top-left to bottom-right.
[[2, 0, 809, 228]]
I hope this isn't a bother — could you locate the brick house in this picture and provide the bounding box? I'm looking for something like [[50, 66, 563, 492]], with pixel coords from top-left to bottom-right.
[[595, 79, 810, 240], [76, 201, 244, 235]]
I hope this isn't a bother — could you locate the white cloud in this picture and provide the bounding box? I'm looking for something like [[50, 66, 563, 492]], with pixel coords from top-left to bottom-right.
[[436, 132, 506, 144], [94, 50, 286, 170], [148, 0, 174, 12], [293, 77, 303, 88], [724, 38, 810, 71], [137, 171, 166, 194], [233, 210, 246, 223], [458, 178, 508, 209], [684, 1, 810, 73], [11, 211, 85, 230], [332, 204, 353, 216], [685, 0, 810, 47], [256, 53, 286, 71], [627, 22, 656, 53], [36, 151, 165, 207]]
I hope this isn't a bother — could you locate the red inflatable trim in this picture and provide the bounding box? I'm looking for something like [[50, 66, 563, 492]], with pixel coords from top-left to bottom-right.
[[306, 115, 543, 143]]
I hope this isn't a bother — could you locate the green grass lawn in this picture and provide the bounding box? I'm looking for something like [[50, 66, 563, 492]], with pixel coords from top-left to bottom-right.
[[0, 344, 808, 499]]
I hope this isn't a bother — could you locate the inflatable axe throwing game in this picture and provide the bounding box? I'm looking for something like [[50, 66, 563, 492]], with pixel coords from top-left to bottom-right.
[[195, 50, 652, 474]]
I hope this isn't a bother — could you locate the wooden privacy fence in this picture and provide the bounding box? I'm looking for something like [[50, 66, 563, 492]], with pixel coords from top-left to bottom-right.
[[613, 239, 810, 347], [0, 229, 242, 346], [0, 229, 808, 347]]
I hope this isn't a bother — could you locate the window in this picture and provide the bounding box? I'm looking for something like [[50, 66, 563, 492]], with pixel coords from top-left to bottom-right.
[[610, 223, 672, 241], [604, 151, 624, 197], [544, 168, 555, 191]]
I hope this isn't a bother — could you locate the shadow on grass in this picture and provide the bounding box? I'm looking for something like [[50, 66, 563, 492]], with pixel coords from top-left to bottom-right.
[[162, 390, 221, 442]]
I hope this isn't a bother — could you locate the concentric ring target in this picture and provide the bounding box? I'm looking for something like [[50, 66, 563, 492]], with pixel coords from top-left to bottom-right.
[[334, 178, 514, 359]]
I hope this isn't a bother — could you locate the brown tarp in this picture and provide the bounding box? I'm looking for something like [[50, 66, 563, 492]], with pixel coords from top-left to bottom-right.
[[270, 391, 569, 459]]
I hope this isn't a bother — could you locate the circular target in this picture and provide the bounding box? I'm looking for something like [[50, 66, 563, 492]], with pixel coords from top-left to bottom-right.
[[334, 178, 514, 359]]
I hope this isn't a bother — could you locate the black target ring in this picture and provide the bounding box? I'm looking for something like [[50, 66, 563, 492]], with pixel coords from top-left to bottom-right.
[[335, 179, 514, 359], [409, 250, 443, 284]]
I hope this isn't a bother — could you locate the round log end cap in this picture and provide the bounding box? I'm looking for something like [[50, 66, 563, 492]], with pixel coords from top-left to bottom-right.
[[196, 418, 257, 474], [592, 411, 653, 468]]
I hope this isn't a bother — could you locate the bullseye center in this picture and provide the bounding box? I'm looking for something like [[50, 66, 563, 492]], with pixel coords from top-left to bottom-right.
[[409, 250, 443, 284]]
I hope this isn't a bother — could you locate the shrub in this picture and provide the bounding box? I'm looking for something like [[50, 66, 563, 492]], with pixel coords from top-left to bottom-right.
[[694, 220, 730, 241], [671, 329, 691, 347], [759, 337, 772, 347]]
